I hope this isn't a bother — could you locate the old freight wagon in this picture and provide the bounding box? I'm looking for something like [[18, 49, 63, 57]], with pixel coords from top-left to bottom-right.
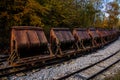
[[73, 28, 93, 51], [88, 28, 102, 48], [50, 28, 77, 57], [9, 26, 54, 66]]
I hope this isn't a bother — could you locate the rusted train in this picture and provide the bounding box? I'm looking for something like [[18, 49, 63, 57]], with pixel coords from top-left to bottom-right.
[[8, 26, 119, 66]]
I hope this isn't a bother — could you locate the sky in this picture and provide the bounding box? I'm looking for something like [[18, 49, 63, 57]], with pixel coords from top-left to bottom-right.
[[103, 0, 120, 17], [103, 0, 114, 17]]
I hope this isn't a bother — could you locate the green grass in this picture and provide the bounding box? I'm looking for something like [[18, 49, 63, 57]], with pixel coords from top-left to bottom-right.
[[104, 71, 120, 80]]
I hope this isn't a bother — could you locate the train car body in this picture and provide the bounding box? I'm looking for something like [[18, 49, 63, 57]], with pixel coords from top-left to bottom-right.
[[96, 29, 106, 46], [50, 28, 76, 57], [8, 26, 119, 66], [109, 29, 118, 42], [73, 28, 93, 51], [97, 29, 109, 45], [88, 28, 102, 48], [9, 26, 54, 66]]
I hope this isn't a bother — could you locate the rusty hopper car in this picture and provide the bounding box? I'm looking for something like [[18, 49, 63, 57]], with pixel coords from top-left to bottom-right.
[[113, 30, 118, 40], [73, 28, 93, 51], [106, 29, 113, 43], [50, 28, 77, 57], [8, 26, 119, 66], [8, 26, 54, 66], [96, 28, 106, 46], [88, 28, 102, 48], [104, 29, 113, 44], [109, 29, 118, 42], [97, 29, 109, 45]]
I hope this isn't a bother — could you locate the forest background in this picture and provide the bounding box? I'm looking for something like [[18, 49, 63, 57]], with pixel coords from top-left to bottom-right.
[[0, 0, 120, 50]]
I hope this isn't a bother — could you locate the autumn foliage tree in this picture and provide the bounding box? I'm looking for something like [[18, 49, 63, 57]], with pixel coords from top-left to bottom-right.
[[106, 1, 120, 29], [0, 0, 48, 48]]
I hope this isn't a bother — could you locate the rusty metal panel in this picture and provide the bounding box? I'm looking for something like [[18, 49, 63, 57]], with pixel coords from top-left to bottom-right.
[[74, 28, 91, 40], [100, 33, 104, 37], [98, 29, 117, 38], [109, 30, 113, 35], [12, 26, 48, 48], [59, 31, 65, 42], [112, 30, 117, 35], [89, 28, 99, 38], [52, 28, 74, 43], [90, 31, 99, 38], [27, 30, 40, 46], [11, 26, 51, 59], [108, 30, 112, 35], [97, 30, 104, 37], [14, 30, 29, 48], [66, 31, 75, 41], [62, 31, 70, 41], [54, 31, 64, 42], [104, 30, 109, 36], [97, 28, 106, 37], [82, 31, 91, 39], [36, 30, 48, 44], [101, 30, 107, 37], [78, 31, 85, 39], [102, 31, 106, 37]]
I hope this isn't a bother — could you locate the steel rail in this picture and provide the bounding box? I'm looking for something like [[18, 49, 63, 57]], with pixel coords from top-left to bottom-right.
[[53, 50, 120, 80]]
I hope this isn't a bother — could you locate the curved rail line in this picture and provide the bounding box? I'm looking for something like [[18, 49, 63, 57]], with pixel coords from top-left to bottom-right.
[[53, 50, 120, 80], [0, 50, 119, 79]]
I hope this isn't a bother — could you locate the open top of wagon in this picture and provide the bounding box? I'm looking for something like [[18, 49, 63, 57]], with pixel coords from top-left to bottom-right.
[[9, 26, 54, 66]]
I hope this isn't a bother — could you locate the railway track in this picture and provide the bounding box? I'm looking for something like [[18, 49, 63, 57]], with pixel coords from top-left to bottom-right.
[[0, 54, 8, 63], [0, 54, 75, 78], [0, 46, 119, 79], [0, 50, 119, 79], [53, 50, 120, 80]]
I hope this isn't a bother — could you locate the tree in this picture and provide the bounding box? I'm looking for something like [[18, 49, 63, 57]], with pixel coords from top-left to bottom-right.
[[117, 19, 120, 29], [106, 1, 120, 29], [0, 0, 48, 48]]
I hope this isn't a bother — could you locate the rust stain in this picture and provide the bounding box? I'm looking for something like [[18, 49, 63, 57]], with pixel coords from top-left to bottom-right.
[[12, 26, 47, 49], [15, 30, 29, 48], [89, 30, 99, 38], [51, 28, 75, 43], [36, 30, 48, 44], [75, 29, 91, 40]]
